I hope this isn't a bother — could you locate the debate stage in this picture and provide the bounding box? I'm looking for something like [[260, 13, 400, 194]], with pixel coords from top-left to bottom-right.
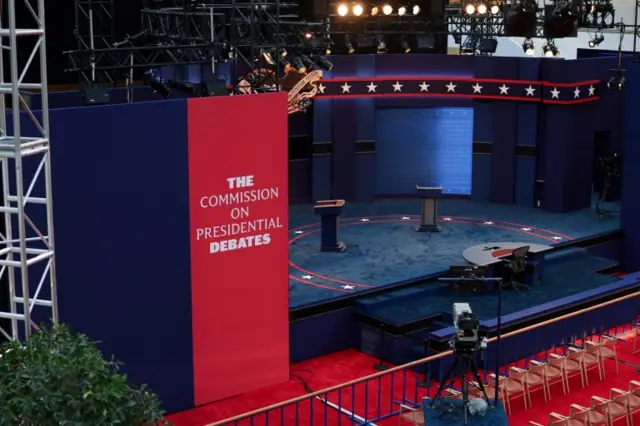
[[288, 197, 620, 310]]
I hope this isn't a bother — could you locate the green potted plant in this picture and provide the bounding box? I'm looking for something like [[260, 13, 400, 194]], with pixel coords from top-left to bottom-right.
[[0, 324, 170, 425]]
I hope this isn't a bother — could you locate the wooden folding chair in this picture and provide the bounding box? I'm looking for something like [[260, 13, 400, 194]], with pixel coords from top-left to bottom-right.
[[530, 359, 565, 398], [569, 403, 607, 426], [549, 351, 583, 391], [529, 412, 586, 426], [590, 395, 628, 426], [610, 381, 640, 426], [585, 336, 619, 378], [509, 366, 544, 407], [567, 346, 602, 386], [398, 403, 424, 426], [488, 373, 522, 415]]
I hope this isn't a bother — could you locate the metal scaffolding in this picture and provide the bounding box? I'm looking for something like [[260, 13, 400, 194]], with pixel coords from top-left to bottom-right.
[[74, 0, 115, 51], [0, 0, 57, 340]]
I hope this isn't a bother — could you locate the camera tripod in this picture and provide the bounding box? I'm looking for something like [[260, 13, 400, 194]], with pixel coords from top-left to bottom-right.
[[429, 351, 491, 426]]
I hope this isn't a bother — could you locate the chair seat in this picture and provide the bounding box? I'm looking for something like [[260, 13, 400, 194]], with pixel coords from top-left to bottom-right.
[[543, 365, 562, 378], [501, 380, 523, 392], [598, 346, 616, 358], [581, 352, 599, 364], [557, 358, 581, 371], [602, 401, 626, 416], [621, 393, 640, 407], [471, 386, 499, 400], [575, 410, 607, 424], [523, 372, 543, 385], [566, 419, 585, 426], [402, 411, 425, 425]]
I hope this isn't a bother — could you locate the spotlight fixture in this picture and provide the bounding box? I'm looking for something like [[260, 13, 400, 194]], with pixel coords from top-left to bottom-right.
[[345, 35, 355, 53], [278, 47, 288, 57], [465, 3, 475, 14], [292, 56, 307, 73], [353, 3, 364, 16], [542, 39, 560, 57], [314, 56, 334, 71], [261, 49, 275, 65], [398, 5, 407, 15], [337, 4, 348, 15], [412, 5, 420, 14], [461, 38, 476, 55], [304, 32, 313, 40], [618, 76, 626, 90], [279, 57, 292, 72], [371, 5, 379, 15], [375, 35, 387, 53], [145, 70, 171, 98], [490, 4, 500, 14], [382, 4, 393, 14], [522, 38, 535, 55], [400, 37, 411, 53], [589, 31, 604, 47], [477, 3, 487, 14], [606, 76, 616, 89], [300, 55, 314, 70]]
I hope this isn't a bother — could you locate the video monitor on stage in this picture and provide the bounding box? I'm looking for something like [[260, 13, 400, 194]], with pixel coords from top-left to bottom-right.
[[448, 265, 488, 279]]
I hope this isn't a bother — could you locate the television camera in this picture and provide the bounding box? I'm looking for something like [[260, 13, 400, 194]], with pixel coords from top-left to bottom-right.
[[451, 303, 488, 354]]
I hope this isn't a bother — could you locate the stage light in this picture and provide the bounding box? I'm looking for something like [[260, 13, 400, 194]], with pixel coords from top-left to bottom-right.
[[618, 76, 626, 90], [382, 4, 393, 15], [465, 4, 476, 14], [398, 5, 407, 15], [337, 4, 349, 16], [477, 3, 487, 14], [371, 6, 379, 15], [490, 5, 500, 14], [542, 39, 560, 57], [522, 38, 535, 55], [300, 55, 314, 70], [412, 5, 420, 14], [170, 81, 195, 94], [304, 32, 313, 40], [145, 70, 171, 98], [345, 35, 355, 53], [279, 57, 292, 72], [606, 76, 616, 89], [292, 56, 307, 73], [314, 56, 334, 71], [376, 35, 387, 53], [353, 3, 364, 15], [461, 39, 476, 55], [400, 37, 411, 53], [278, 47, 288, 57], [261, 49, 275, 65], [589, 32, 604, 47]]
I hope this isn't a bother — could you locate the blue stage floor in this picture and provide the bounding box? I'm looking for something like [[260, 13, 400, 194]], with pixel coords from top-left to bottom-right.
[[288, 199, 620, 309]]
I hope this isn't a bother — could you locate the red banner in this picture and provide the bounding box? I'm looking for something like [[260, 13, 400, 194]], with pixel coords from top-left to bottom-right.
[[187, 93, 289, 406]]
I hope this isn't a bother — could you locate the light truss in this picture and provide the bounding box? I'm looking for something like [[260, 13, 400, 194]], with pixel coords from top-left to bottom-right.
[[0, 0, 58, 341], [74, 0, 115, 51]]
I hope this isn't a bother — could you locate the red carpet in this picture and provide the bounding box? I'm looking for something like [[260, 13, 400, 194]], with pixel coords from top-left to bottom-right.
[[168, 328, 640, 426]]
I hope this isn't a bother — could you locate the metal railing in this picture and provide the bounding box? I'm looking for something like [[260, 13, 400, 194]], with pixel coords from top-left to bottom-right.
[[207, 289, 640, 426]]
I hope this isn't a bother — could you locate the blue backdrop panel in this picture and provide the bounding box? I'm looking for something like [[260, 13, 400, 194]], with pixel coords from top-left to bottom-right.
[[515, 157, 536, 207], [375, 108, 473, 194], [312, 98, 333, 201], [331, 100, 357, 199], [50, 100, 194, 412], [621, 61, 640, 270], [471, 154, 492, 201]]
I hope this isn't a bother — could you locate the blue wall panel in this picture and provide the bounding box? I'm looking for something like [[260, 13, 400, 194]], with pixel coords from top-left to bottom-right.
[[515, 156, 536, 207], [471, 154, 492, 202], [50, 100, 194, 412], [356, 154, 376, 202], [375, 108, 473, 195]]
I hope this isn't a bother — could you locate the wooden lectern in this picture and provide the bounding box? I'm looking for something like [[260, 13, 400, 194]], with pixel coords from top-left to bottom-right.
[[314, 200, 346, 252], [416, 185, 442, 232]]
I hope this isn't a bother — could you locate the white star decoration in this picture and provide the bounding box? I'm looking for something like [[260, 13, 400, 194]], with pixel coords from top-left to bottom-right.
[[484, 221, 494, 225], [318, 84, 325, 94], [302, 275, 312, 280], [342, 285, 355, 290], [521, 227, 532, 232], [525, 85, 536, 96], [472, 83, 483, 93], [573, 87, 580, 99], [550, 88, 560, 99], [367, 82, 377, 93], [419, 82, 430, 92], [402, 217, 411, 220], [498, 84, 510, 95], [442, 217, 452, 221], [341, 82, 351, 93], [294, 230, 303, 234], [392, 82, 403, 92], [446, 82, 457, 92], [552, 236, 563, 240], [360, 218, 370, 222], [588, 85, 596, 96]]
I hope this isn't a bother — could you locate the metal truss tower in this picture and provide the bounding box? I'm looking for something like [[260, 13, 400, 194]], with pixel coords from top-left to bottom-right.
[[0, 0, 57, 340], [74, 0, 114, 51]]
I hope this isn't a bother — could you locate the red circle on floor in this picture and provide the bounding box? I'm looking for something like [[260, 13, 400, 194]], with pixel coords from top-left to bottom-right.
[[491, 248, 515, 258]]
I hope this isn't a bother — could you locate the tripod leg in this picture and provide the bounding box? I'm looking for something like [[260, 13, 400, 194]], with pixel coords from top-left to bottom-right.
[[469, 359, 492, 403], [430, 357, 459, 405]]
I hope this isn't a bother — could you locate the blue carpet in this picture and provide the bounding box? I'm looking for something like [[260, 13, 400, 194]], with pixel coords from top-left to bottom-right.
[[288, 199, 620, 308]]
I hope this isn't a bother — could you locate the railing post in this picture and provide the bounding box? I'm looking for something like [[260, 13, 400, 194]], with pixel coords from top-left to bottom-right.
[[373, 323, 389, 371]]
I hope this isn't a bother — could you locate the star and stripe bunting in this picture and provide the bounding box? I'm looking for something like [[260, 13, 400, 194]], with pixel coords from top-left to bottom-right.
[[314, 77, 600, 105]]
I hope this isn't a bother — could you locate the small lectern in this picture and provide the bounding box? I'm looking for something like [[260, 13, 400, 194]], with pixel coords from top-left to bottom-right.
[[314, 200, 346, 252], [416, 185, 442, 232]]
